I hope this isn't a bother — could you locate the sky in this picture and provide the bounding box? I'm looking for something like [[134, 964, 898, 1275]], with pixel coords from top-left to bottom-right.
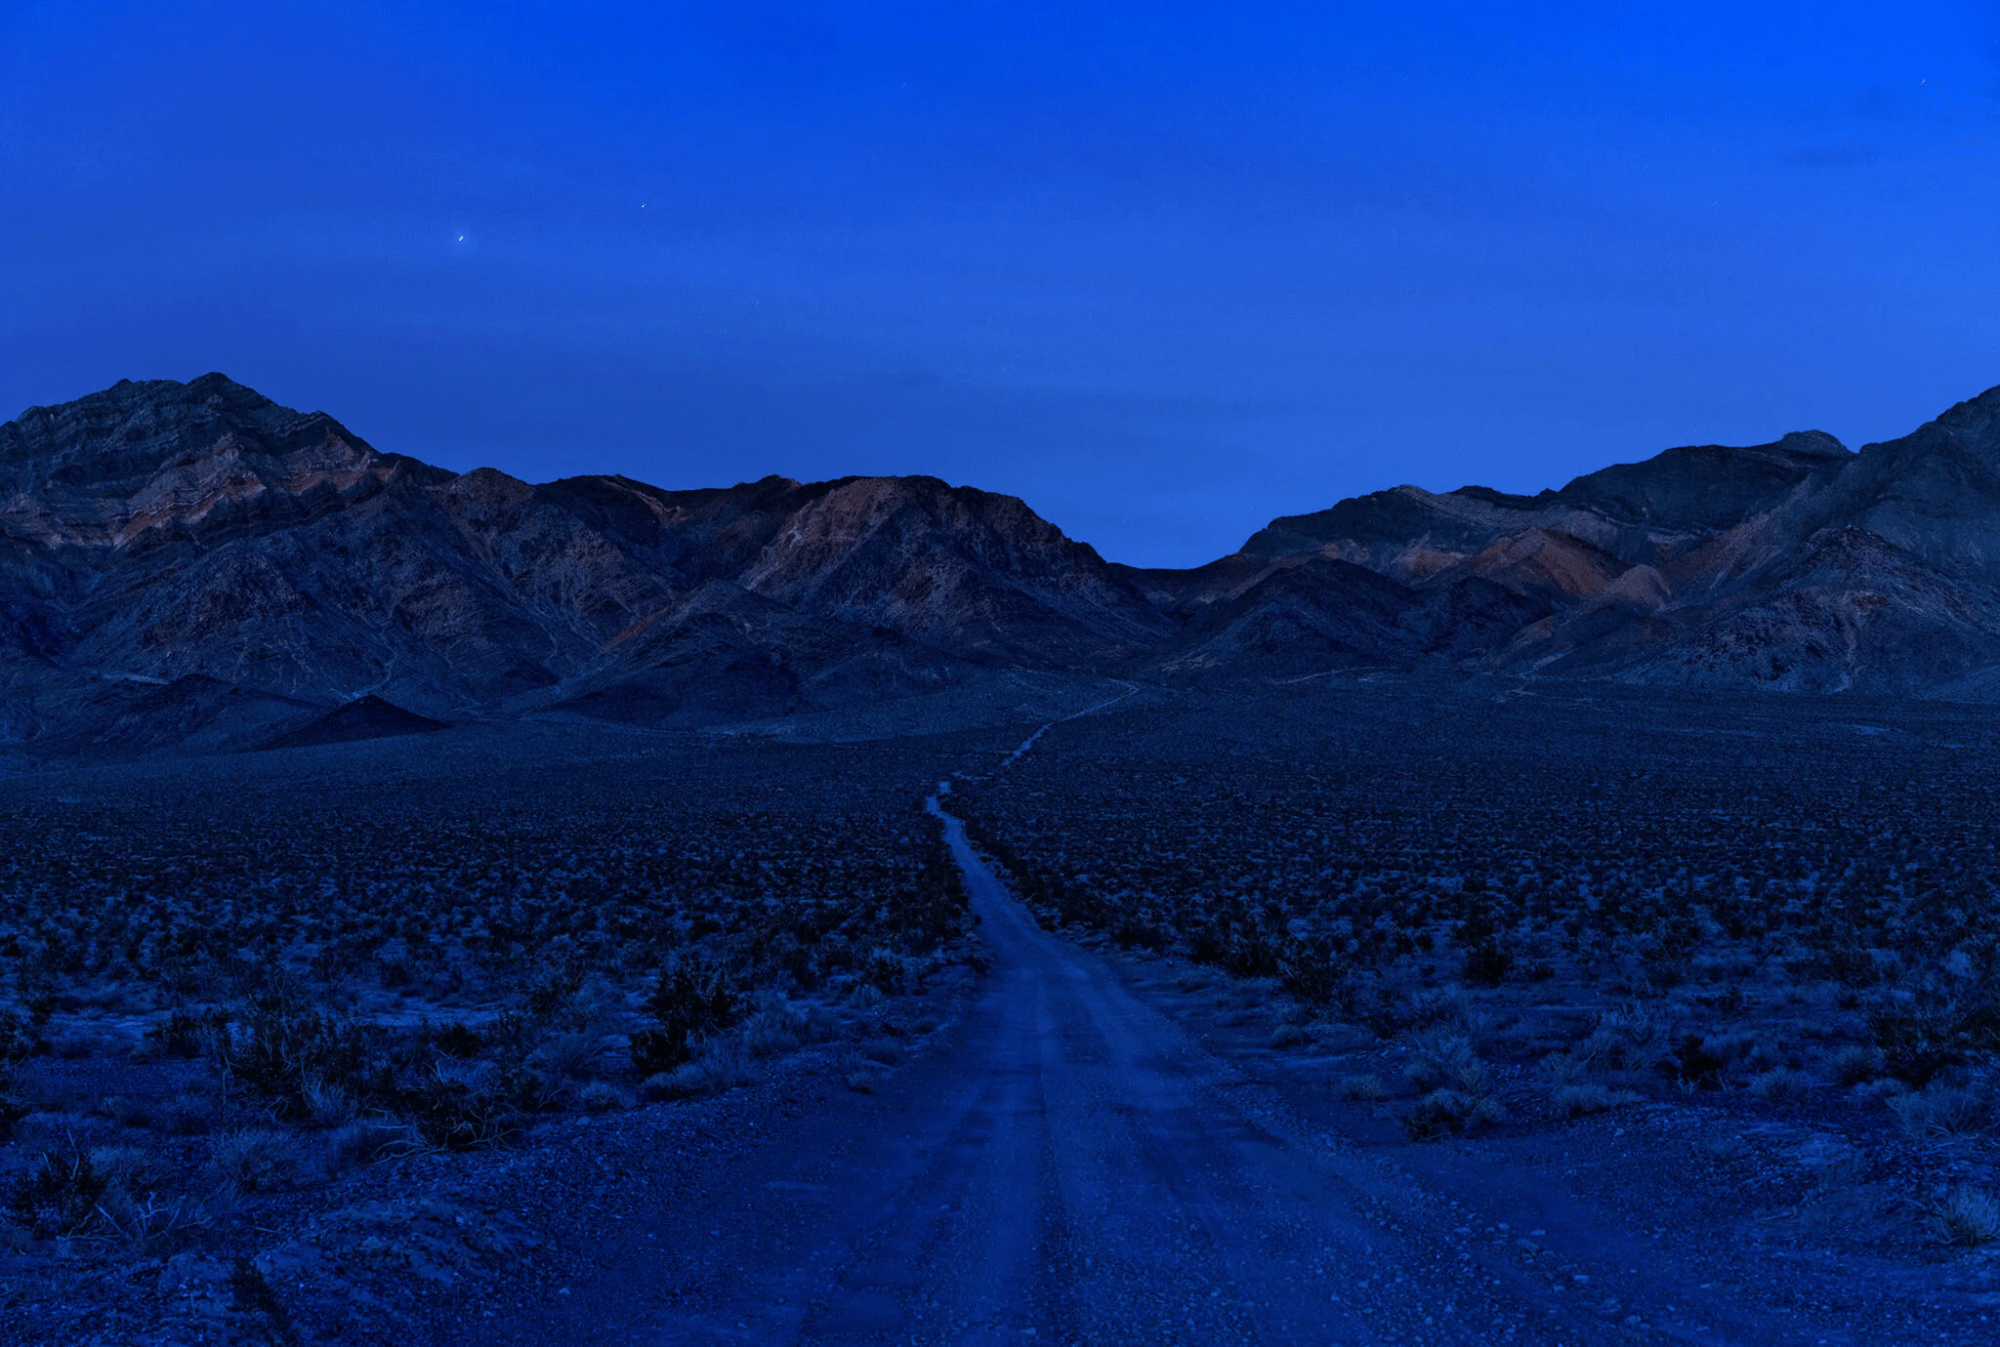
[[3, 3, 1999, 567]]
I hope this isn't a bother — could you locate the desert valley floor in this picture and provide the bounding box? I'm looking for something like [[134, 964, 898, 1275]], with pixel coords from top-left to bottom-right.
[[1, 676, 1997, 1344]]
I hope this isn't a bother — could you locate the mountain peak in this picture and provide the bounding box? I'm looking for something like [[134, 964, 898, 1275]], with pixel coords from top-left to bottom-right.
[[1772, 429, 1850, 460], [1906, 382, 2000, 457], [7, 371, 2000, 753]]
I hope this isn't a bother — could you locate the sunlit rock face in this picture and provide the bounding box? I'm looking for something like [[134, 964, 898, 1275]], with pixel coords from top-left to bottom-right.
[[8, 373, 2000, 755]]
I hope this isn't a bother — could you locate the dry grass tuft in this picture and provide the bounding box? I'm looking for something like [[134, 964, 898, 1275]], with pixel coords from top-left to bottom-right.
[[1932, 1187, 2000, 1247], [1553, 1083, 1641, 1117]]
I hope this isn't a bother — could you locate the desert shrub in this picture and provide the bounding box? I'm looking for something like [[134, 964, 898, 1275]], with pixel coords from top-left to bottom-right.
[[862, 948, 909, 994], [1541, 1052, 1588, 1088], [1573, 1009, 1660, 1075], [630, 960, 740, 1075], [50, 1027, 105, 1059], [1111, 917, 1168, 951], [1867, 994, 2000, 1087], [160, 1090, 219, 1136], [1401, 988, 1469, 1031], [1553, 1083, 1640, 1117], [1742, 1038, 1787, 1072], [1277, 940, 1344, 1005], [1404, 1088, 1505, 1140], [213, 998, 378, 1122], [1401, 1029, 1504, 1138], [89, 1094, 150, 1128], [1748, 1067, 1814, 1108], [640, 1040, 757, 1101], [1656, 1034, 1727, 1090], [639, 1069, 699, 1101], [1933, 1187, 2000, 1247], [1337, 1073, 1389, 1102], [403, 1060, 527, 1149], [1638, 938, 1691, 990], [1308, 1021, 1377, 1053], [577, 1081, 629, 1113], [9, 1139, 108, 1238], [529, 1030, 605, 1081], [433, 1021, 484, 1058], [1888, 1084, 1992, 1138], [740, 998, 809, 1059], [209, 1128, 308, 1193], [88, 1145, 166, 1198], [80, 1145, 203, 1252], [1868, 1005, 1961, 1087], [1404, 1030, 1492, 1096], [0, 1075, 25, 1139], [0, 1011, 30, 1138], [144, 1007, 210, 1059], [1461, 939, 1512, 989], [323, 1120, 417, 1170], [693, 1040, 757, 1092], [1828, 1044, 1885, 1086], [524, 958, 587, 1022], [0, 1010, 29, 1064], [95, 1191, 207, 1254], [298, 1075, 356, 1129]]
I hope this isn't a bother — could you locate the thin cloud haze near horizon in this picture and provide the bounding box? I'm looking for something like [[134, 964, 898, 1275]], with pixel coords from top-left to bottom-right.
[[3, 2, 1999, 566]]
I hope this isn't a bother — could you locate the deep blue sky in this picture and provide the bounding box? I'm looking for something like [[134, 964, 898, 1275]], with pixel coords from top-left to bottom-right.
[[4, 2, 1999, 566]]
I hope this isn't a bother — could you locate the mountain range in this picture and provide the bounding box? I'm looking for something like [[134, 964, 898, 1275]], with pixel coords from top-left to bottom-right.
[[5, 372, 2000, 755]]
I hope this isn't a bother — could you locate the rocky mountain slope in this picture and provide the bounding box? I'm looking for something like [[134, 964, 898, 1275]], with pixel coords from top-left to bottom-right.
[[0, 375, 1172, 751], [1157, 387, 2000, 693], [5, 373, 2000, 754]]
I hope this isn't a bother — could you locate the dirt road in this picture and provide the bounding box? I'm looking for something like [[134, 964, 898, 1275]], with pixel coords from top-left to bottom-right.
[[464, 770, 1860, 1346]]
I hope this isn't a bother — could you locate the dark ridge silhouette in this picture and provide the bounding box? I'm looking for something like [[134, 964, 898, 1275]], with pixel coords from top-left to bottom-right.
[[261, 695, 449, 751]]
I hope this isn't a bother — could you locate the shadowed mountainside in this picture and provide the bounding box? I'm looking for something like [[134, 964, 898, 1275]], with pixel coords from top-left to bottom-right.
[[6, 373, 2000, 754], [0, 375, 1165, 750], [1140, 388, 2000, 692]]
